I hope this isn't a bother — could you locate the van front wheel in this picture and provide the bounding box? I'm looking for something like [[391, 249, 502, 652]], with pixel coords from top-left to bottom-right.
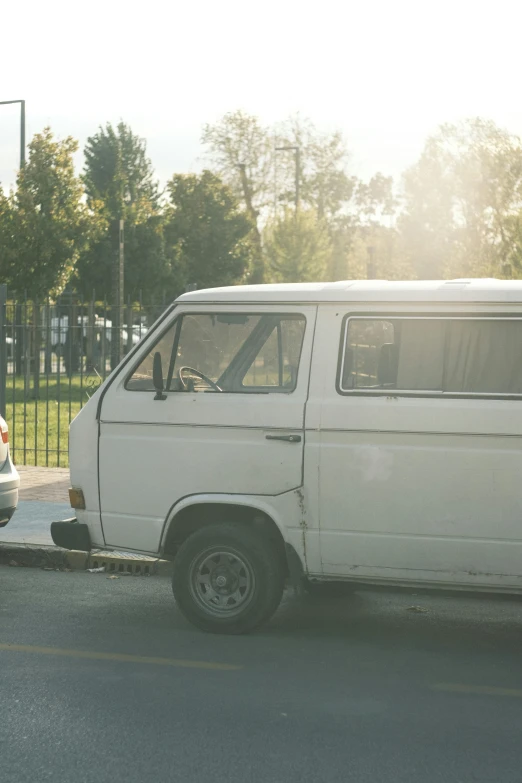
[[172, 524, 285, 634]]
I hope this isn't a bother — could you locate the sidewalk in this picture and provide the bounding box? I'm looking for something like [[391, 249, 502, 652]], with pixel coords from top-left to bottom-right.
[[17, 466, 70, 503], [2, 466, 71, 545]]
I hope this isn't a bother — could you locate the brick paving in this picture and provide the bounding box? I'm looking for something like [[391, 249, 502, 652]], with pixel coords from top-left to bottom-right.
[[15, 465, 70, 503]]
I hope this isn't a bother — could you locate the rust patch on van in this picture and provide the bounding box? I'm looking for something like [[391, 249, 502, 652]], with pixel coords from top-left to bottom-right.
[[296, 487, 306, 527], [296, 487, 308, 570]]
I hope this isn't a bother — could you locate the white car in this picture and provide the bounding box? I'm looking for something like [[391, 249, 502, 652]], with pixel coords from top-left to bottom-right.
[[0, 416, 19, 527]]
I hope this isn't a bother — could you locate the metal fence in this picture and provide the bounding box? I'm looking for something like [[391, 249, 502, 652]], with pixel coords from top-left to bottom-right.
[[0, 287, 168, 467]]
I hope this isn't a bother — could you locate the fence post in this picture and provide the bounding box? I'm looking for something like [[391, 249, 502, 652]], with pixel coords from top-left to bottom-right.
[[24, 302, 31, 398], [126, 296, 133, 354], [86, 297, 95, 371], [65, 298, 80, 378], [14, 303, 22, 376], [110, 301, 120, 370], [44, 299, 52, 374], [0, 285, 7, 418], [32, 301, 40, 400]]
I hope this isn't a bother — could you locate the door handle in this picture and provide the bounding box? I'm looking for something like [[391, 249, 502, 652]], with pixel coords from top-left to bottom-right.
[[265, 434, 302, 443]]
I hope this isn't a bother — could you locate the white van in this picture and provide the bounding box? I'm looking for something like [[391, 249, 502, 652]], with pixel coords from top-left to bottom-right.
[[52, 279, 522, 633]]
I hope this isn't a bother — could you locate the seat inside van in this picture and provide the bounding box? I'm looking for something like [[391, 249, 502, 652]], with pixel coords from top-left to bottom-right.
[[377, 343, 399, 387]]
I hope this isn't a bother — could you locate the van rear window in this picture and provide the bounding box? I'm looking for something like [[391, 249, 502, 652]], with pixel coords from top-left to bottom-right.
[[340, 317, 522, 396]]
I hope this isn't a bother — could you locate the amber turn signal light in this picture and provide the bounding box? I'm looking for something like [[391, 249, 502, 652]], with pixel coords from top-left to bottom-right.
[[69, 487, 86, 510]]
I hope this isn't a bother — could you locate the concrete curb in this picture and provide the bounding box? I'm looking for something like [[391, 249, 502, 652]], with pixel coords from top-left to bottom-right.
[[66, 550, 90, 570], [0, 543, 72, 569], [0, 542, 172, 575]]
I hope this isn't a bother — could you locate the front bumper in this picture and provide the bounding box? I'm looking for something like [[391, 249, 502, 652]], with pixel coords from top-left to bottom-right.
[[51, 518, 92, 551]]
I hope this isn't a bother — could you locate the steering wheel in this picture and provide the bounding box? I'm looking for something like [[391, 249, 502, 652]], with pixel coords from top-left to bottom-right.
[[178, 366, 222, 392]]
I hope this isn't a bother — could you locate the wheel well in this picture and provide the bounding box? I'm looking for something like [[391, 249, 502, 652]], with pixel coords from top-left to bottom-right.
[[163, 503, 287, 569]]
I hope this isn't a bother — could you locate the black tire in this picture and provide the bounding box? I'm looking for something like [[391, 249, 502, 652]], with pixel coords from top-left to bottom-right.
[[172, 523, 285, 634]]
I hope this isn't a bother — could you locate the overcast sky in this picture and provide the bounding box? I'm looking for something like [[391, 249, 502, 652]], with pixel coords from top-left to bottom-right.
[[2, 0, 521, 191]]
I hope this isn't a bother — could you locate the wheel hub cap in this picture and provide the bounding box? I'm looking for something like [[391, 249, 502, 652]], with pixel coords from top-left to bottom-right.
[[190, 548, 255, 617]]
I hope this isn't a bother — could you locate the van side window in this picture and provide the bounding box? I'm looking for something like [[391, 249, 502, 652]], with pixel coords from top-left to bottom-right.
[[127, 313, 306, 393], [340, 317, 522, 396]]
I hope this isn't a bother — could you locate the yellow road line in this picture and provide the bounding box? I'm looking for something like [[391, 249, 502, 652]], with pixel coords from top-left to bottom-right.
[[433, 683, 522, 698], [0, 643, 240, 671]]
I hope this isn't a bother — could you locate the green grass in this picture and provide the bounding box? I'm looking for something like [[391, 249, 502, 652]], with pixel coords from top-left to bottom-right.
[[6, 373, 98, 468]]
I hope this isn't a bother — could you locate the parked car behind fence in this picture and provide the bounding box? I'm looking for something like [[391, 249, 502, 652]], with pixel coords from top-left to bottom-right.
[[50, 316, 148, 374]]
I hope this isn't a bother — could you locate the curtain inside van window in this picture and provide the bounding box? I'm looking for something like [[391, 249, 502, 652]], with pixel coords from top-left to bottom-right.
[[396, 320, 445, 390], [445, 320, 522, 394]]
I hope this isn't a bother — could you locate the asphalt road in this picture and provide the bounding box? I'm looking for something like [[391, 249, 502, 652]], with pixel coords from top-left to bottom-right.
[[2, 567, 522, 783]]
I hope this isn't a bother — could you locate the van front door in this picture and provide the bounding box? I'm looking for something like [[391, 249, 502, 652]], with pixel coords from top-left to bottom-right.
[[98, 304, 315, 553]]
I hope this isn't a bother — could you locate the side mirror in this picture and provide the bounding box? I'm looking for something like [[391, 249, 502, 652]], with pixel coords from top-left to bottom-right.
[[153, 352, 167, 400]]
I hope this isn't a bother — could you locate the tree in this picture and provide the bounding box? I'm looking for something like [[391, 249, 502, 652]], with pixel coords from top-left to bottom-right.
[[353, 173, 397, 226], [339, 173, 411, 280], [0, 188, 16, 280], [264, 209, 332, 283], [203, 112, 358, 282], [401, 118, 522, 279], [274, 116, 355, 220], [83, 122, 159, 213], [328, 215, 358, 280], [202, 111, 273, 215], [202, 111, 272, 282], [164, 171, 254, 290], [344, 225, 413, 280], [0, 128, 99, 298], [75, 122, 167, 300]]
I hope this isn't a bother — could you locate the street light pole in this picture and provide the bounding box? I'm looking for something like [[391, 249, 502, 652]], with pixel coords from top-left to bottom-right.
[[275, 145, 300, 218], [111, 142, 127, 369], [20, 100, 25, 167], [118, 217, 124, 357], [0, 99, 26, 169]]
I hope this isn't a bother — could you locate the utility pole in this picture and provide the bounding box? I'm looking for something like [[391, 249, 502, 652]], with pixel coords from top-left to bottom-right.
[[275, 145, 300, 218], [20, 100, 25, 167], [0, 99, 26, 169], [111, 139, 126, 369], [111, 216, 125, 369], [118, 217, 124, 358]]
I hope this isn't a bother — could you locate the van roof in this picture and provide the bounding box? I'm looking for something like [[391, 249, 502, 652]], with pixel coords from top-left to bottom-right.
[[176, 279, 522, 305]]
